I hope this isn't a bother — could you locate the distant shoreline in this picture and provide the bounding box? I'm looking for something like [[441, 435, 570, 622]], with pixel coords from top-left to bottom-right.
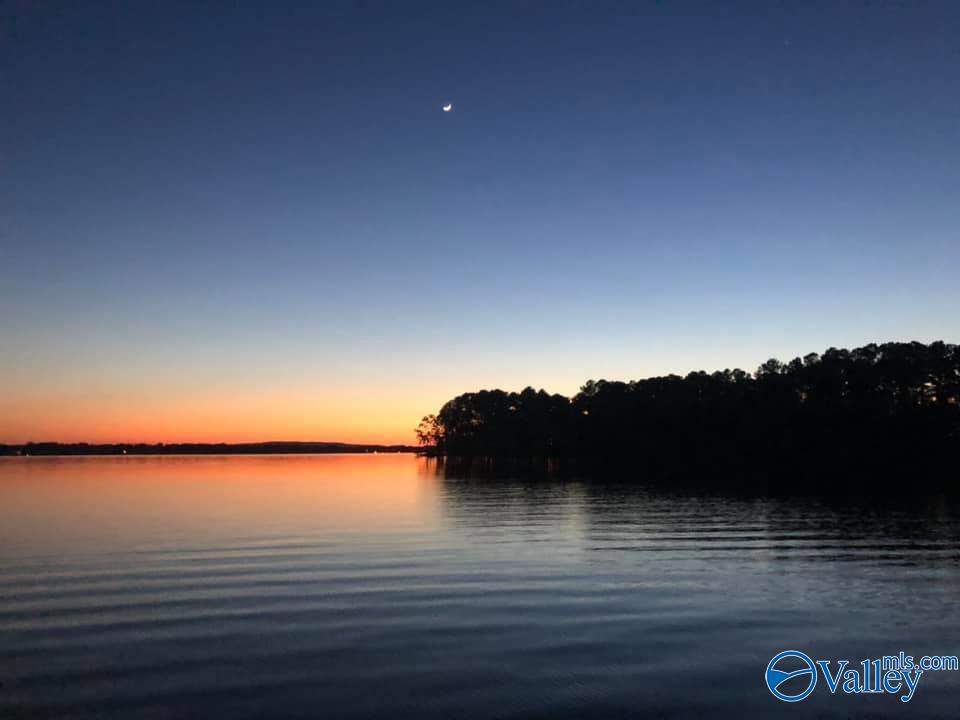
[[0, 442, 420, 457]]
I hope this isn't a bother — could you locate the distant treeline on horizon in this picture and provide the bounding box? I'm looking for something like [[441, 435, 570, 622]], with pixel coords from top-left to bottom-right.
[[417, 341, 959, 481], [0, 441, 418, 457]]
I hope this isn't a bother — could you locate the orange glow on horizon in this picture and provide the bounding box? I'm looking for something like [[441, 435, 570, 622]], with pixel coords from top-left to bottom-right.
[[0, 385, 450, 446]]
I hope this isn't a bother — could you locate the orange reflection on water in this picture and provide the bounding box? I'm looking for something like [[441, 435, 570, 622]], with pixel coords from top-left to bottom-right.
[[0, 454, 438, 557]]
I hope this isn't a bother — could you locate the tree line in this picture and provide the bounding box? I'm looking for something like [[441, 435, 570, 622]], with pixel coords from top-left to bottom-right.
[[416, 341, 959, 480]]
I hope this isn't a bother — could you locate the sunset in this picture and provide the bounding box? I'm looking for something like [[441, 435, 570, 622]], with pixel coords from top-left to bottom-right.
[[2, 2, 959, 718], [4, 3, 958, 447]]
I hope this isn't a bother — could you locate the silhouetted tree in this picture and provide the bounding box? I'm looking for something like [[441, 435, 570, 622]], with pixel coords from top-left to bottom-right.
[[419, 341, 959, 486], [415, 414, 443, 449]]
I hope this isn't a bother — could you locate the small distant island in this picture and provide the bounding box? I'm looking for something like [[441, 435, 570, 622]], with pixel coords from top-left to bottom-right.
[[0, 441, 418, 457], [417, 341, 959, 483]]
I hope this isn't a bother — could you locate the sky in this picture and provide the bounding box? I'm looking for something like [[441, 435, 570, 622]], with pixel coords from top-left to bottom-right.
[[2, 1, 959, 444]]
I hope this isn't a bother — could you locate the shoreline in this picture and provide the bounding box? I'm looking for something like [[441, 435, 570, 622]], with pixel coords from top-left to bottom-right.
[[0, 442, 420, 457]]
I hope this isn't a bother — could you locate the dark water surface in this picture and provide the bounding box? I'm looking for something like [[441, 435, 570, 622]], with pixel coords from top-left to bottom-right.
[[1, 454, 958, 718]]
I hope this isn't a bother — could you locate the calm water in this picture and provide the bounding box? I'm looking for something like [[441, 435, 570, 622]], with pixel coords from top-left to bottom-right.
[[1, 455, 958, 719]]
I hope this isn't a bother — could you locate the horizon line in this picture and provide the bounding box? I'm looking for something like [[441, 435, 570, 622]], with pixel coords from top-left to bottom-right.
[[0, 440, 421, 448]]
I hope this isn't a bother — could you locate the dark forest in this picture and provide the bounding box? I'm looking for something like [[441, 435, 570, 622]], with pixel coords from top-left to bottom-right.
[[418, 341, 959, 484]]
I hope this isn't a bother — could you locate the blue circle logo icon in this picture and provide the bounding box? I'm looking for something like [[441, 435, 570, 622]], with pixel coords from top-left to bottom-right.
[[766, 650, 817, 702]]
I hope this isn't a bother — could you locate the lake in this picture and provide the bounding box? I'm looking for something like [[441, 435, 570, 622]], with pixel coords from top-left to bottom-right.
[[1, 454, 958, 718]]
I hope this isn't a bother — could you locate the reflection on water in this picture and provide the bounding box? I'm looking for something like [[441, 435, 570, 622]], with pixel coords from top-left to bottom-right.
[[1, 455, 958, 718]]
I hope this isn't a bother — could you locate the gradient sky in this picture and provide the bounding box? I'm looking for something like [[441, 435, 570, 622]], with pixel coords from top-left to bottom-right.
[[2, 1, 959, 444]]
